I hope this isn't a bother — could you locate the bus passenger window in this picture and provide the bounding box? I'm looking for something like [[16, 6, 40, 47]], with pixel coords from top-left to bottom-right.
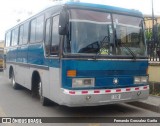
[[36, 15, 44, 42], [19, 25, 24, 45], [5, 31, 11, 47], [19, 22, 29, 45], [11, 28, 18, 46], [51, 15, 59, 55], [30, 19, 36, 43], [45, 18, 51, 56], [23, 22, 29, 44]]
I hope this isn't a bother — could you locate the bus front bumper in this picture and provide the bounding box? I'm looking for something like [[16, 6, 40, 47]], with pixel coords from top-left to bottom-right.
[[60, 85, 149, 107]]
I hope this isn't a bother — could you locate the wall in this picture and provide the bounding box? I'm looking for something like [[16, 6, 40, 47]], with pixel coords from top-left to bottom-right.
[[0, 41, 4, 48], [148, 63, 160, 82], [145, 17, 160, 29]]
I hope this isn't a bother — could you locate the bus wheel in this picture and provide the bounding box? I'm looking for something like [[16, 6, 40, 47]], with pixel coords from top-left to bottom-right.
[[11, 71, 19, 89], [38, 81, 50, 106]]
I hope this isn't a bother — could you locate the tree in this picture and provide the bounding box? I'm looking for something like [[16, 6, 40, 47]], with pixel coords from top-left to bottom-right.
[[145, 28, 152, 41]]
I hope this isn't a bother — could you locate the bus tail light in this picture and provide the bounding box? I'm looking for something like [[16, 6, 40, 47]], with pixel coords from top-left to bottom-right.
[[67, 70, 76, 77]]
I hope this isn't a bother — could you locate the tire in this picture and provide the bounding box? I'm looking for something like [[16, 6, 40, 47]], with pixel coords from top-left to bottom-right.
[[11, 70, 20, 89], [38, 80, 50, 106]]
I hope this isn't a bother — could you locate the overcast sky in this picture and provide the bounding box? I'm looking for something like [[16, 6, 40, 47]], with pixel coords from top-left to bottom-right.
[[0, 0, 159, 40]]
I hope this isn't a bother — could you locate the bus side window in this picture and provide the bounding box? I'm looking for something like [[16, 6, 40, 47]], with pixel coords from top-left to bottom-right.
[[23, 22, 29, 44], [5, 31, 11, 47], [30, 19, 36, 43], [19, 25, 24, 45], [45, 18, 51, 56], [19, 22, 29, 45], [11, 27, 18, 46], [51, 15, 59, 55], [36, 15, 44, 42]]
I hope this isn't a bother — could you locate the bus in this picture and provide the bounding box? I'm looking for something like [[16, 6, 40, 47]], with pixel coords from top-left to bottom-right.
[[4, 1, 149, 107], [0, 48, 4, 69]]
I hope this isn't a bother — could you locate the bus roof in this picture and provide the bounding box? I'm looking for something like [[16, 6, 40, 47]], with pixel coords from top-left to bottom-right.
[[5, 1, 143, 33], [65, 2, 143, 17]]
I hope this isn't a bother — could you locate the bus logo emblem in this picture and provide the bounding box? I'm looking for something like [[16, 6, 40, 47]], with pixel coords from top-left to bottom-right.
[[113, 78, 119, 85]]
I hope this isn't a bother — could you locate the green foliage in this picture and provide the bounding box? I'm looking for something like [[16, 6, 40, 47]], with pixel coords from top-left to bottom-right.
[[145, 28, 152, 41], [145, 25, 160, 42], [158, 24, 160, 41]]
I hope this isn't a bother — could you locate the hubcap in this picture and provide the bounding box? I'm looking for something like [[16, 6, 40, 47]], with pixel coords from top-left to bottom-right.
[[38, 82, 44, 103], [12, 74, 15, 86], [38, 82, 42, 97]]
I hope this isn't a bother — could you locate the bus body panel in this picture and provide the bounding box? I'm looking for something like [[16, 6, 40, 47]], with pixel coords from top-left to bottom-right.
[[16, 45, 28, 86], [48, 67, 62, 103], [58, 86, 149, 107], [17, 45, 28, 63], [0, 48, 4, 69], [28, 43, 45, 65], [62, 59, 148, 89], [5, 62, 55, 100]]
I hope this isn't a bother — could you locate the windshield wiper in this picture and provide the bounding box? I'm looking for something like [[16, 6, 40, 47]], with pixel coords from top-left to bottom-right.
[[120, 43, 137, 60], [93, 36, 110, 60]]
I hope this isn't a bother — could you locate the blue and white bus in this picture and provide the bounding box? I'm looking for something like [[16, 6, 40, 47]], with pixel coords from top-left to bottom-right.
[[4, 1, 149, 107]]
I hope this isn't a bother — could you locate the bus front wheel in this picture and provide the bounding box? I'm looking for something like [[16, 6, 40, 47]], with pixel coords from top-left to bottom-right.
[[11, 70, 20, 89], [38, 80, 50, 106]]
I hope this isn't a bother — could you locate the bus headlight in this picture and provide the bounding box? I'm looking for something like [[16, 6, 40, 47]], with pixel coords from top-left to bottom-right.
[[134, 76, 148, 84], [72, 78, 95, 88]]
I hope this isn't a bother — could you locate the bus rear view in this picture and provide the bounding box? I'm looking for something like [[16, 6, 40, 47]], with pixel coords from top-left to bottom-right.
[[59, 2, 149, 106]]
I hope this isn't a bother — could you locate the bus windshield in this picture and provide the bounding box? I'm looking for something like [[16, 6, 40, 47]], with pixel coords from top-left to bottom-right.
[[64, 9, 146, 57], [113, 14, 146, 57]]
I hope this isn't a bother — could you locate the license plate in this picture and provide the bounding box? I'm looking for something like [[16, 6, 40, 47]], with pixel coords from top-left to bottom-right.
[[111, 94, 121, 100]]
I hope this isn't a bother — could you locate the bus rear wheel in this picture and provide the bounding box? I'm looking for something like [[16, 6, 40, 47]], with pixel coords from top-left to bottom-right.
[[11, 70, 20, 89]]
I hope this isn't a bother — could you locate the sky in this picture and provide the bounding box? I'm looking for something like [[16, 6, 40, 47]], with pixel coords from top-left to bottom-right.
[[0, 0, 160, 40]]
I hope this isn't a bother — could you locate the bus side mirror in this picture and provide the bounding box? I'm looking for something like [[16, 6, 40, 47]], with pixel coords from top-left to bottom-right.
[[59, 10, 69, 35]]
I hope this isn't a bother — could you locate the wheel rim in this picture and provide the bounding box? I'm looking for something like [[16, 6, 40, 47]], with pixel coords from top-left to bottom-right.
[[38, 82, 42, 97], [38, 81, 44, 103], [12, 73, 15, 87]]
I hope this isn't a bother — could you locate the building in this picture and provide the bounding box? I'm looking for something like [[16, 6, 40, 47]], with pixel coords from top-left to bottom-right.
[[144, 14, 160, 29], [0, 40, 4, 69], [0, 40, 4, 48]]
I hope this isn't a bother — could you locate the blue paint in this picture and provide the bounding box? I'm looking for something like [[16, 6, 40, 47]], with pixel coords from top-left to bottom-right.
[[7, 48, 17, 62], [6, 44, 60, 68], [45, 58, 60, 68], [17, 46, 28, 63], [28, 43, 45, 65], [62, 60, 148, 89]]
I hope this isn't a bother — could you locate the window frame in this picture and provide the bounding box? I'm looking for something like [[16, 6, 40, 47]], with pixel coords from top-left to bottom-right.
[[11, 27, 19, 46], [50, 14, 60, 56], [44, 14, 60, 57], [29, 14, 44, 43], [30, 18, 36, 43], [19, 24, 24, 45], [19, 21, 30, 45], [36, 15, 44, 42], [44, 18, 52, 57], [5, 31, 11, 47]]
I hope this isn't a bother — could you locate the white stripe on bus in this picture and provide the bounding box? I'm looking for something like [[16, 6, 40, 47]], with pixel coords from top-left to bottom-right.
[[62, 85, 149, 95]]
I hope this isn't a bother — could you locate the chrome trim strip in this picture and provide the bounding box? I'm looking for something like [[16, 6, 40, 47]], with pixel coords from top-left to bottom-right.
[[61, 58, 149, 61], [6, 61, 49, 70]]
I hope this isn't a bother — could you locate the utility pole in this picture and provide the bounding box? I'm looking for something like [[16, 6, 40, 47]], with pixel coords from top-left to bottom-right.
[[151, 0, 155, 42]]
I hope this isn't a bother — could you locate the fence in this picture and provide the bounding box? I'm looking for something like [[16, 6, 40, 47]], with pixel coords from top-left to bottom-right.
[[147, 41, 160, 62]]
